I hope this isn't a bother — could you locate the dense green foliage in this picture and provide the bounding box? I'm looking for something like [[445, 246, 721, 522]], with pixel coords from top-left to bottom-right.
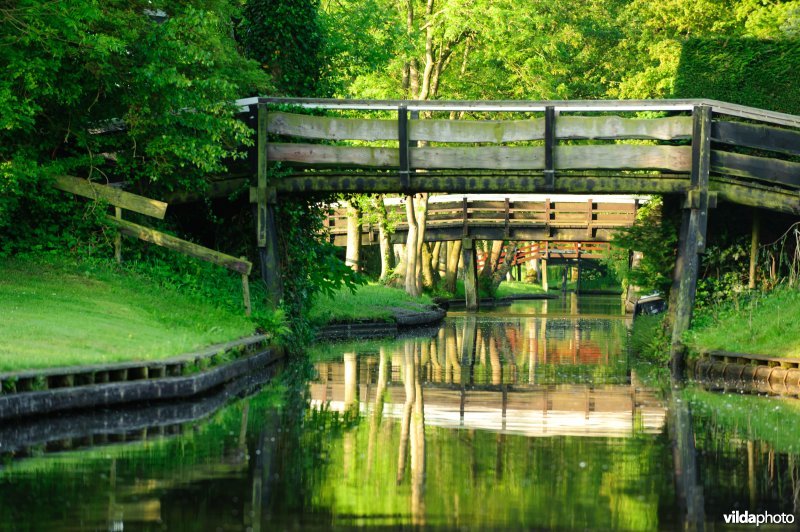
[[240, 0, 324, 96], [674, 38, 800, 114], [610, 198, 678, 295], [0, 1, 266, 255]]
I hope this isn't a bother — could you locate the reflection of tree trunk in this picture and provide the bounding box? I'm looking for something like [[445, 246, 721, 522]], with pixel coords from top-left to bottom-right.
[[397, 342, 415, 483], [446, 326, 460, 384], [669, 388, 705, 531], [344, 352, 358, 414], [367, 348, 389, 473], [345, 202, 362, 272], [445, 239, 462, 293], [489, 337, 502, 385], [461, 317, 478, 385], [410, 344, 426, 526], [431, 330, 443, 381]]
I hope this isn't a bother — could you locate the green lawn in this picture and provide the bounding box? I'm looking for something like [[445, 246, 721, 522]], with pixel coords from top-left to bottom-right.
[[0, 255, 256, 371], [453, 278, 545, 299], [687, 287, 800, 358], [308, 283, 434, 325]]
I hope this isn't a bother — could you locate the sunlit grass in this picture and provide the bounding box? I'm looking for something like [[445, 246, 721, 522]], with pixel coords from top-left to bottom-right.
[[0, 255, 256, 371], [452, 278, 545, 299], [687, 286, 800, 358], [308, 283, 434, 325]]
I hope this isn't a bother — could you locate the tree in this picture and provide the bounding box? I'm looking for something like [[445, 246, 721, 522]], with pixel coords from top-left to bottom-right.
[[0, 0, 266, 254]]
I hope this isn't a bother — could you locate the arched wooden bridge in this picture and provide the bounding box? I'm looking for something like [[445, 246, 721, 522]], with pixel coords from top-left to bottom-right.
[[241, 97, 800, 372]]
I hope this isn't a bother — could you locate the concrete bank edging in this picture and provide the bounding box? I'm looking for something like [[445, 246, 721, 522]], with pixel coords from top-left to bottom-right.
[[0, 337, 284, 421], [316, 307, 446, 341], [690, 350, 800, 396]]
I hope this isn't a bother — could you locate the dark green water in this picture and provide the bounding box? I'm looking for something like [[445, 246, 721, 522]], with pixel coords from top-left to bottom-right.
[[1, 294, 799, 530]]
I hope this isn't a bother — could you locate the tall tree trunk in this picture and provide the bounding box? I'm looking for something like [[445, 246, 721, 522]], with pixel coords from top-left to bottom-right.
[[445, 239, 462, 293], [404, 196, 421, 296], [422, 243, 435, 288], [491, 243, 518, 291], [345, 202, 362, 272], [480, 240, 503, 278], [430, 241, 442, 284], [413, 193, 430, 294]]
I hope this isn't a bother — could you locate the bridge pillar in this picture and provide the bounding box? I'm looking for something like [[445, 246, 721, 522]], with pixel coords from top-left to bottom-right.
[[541, 257, 548, 291], [256, 104, 282, 307], [462, 238, 479, 311], [670, 105, 712, 376]]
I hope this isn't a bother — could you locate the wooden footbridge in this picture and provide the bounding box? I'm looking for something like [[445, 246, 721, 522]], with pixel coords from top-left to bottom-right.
[[324, 194, 639, 244], [241, 97, 800, 373]]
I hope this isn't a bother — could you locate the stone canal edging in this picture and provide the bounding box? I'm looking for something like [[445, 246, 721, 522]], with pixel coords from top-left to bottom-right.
[[316, 306, 446, 340], [0, 335, 283, 421], [690, 350, 800, 396]]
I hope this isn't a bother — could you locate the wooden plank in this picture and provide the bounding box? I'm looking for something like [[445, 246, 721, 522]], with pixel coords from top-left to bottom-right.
[[267, 111, 396, 140], [265, 112, 692, 143], [108, 217, 252, 275], [54, 175, 167, 219], [557, 115, 693, 140], [711, 181, 800, 214], [269, 143, 691, 172], [268, 143, 399, 167], [276, 173, 691, 194], [412, 118, 544, 143], [711, 150, 800, 188], [712, 120, 800, 157]]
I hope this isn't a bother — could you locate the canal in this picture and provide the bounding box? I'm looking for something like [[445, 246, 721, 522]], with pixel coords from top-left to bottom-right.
[[1, 295, 799, 530]]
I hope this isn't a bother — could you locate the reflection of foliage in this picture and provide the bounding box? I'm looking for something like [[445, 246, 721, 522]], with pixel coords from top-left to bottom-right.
[[609, 198, 677, 295], [629, 314, 670, 365]]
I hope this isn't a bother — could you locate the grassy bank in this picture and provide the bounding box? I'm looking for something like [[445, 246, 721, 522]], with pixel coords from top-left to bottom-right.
[[308, 283, 434, 325], [687, 287, 800, 358], [452, 279, 545, 300], [0, 255, 257, 371]]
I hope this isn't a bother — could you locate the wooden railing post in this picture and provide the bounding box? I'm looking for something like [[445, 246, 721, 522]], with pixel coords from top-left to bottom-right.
[[670, 105, 712, 376], [462, 238, 479, 311]]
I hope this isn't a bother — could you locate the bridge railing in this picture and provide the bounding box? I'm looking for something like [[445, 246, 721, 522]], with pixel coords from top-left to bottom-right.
[[243, 98, 800, 215], [324, 197, 637, 244]]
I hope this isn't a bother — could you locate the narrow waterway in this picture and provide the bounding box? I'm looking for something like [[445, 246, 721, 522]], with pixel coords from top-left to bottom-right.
[[1, 294, 799, 530]]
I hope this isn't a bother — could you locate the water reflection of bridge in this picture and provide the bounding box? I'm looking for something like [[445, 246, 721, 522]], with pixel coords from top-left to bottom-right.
[[311, 316, 666, 437]]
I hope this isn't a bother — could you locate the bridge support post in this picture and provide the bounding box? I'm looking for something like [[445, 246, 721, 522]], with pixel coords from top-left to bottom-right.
[[541, 257, 548, 292], [670, 105, 712, 376], [462, 238, 479, 311], [256, 104, 282, 307]]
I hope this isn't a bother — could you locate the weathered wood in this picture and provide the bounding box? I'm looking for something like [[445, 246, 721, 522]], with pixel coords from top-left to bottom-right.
[[54, 175, 167, 219], [107, 217, 252, 275], [261, 194, 283, 305], [114, 207, 122, 264], [257, 106, 268, 247], [712, 120, 800, 157], [241, 256, 252, 317], [277, 173, 691, 194], [711, 150, 800, 188], [462, 238, 479, 311], [671, 105, 711, 376], [268, 143, 692, 172], [712, 181, 800, 214], [749, 210, 760, 289], [266, 112, 693, 143], [557, 115, 693, 140]]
